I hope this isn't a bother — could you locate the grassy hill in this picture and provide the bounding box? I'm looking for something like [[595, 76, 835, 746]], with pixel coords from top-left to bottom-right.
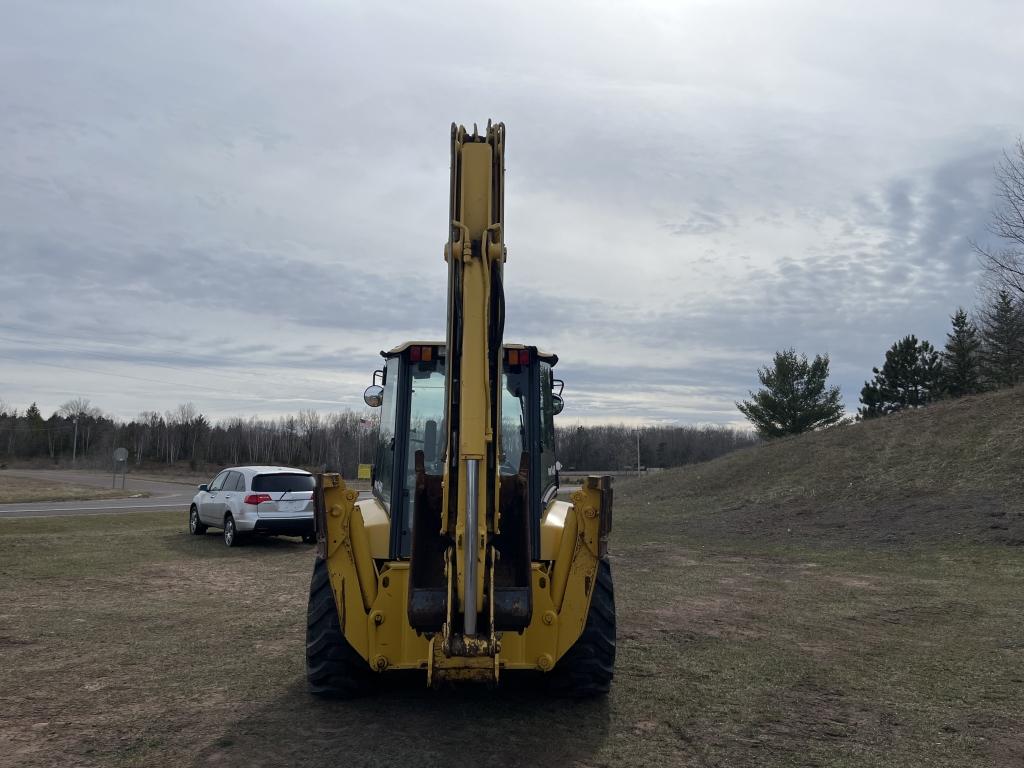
[[600, 385, 1024, 765], [626, 384, 1024, 548]]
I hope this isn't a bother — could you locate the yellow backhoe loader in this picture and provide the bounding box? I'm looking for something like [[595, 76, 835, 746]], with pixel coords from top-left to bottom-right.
[[306, 121, 615, 695]]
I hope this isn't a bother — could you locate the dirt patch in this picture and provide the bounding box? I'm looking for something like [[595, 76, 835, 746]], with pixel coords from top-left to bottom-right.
[[990, 728, 1024, 766], [850, 600, 982, 627], [744, 681, 860, 750], [643, 594, 768, 642], [823, 575, 879, 589]]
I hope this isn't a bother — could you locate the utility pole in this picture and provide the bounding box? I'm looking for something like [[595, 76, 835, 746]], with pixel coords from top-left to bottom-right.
[[636, 427, 641, 478], [72, 417, 79, 466], [357, 417, 372, 466]]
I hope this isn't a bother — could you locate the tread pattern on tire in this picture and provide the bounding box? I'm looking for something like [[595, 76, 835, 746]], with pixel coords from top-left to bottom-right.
[[306, 558, 372, 698], [546, 559, 616, 697]]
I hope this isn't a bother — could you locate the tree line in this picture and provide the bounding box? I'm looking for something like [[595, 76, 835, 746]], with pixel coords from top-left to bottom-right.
[[557, 423, 756, 471], [0, 399, 378, 478], [738, 136, 1024, 437], [0, 397, 754, 475]]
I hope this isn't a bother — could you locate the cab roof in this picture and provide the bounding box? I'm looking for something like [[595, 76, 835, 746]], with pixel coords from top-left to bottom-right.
[[382, 341, 558, 366]]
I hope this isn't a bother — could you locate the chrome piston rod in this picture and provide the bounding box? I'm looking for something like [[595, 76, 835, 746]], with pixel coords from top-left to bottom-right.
[[464, 458, 479, 636]]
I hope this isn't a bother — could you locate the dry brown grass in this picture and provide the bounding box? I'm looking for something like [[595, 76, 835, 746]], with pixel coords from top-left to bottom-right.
[[1, 387, 1022, 766], [626, 384, 1024, 548], [0, 474, 145, 504]]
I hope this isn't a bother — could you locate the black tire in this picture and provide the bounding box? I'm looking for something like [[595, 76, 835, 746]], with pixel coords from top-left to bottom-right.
[[546, 559, 616, 697], [223, 513, 241, 547], [189, 506, 208, 535], [306, 558, 372, 698]]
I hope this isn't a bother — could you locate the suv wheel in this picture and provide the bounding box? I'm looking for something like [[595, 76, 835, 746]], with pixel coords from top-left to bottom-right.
[[189, 506, 208, 535], [224, 513, 240, 547]]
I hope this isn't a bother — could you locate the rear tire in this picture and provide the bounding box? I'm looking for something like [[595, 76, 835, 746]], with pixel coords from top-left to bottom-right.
[[546, 559, 616, 697], [189, 506, 207, 535], [306, 558, 372, 698], [223, 514, 240, 547]]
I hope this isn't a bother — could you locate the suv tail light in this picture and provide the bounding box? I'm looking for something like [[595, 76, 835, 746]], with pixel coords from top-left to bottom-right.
[[244, 493, 272, 505]]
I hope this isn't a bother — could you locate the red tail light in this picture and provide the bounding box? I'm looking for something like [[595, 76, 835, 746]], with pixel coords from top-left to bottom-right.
[[244, 493, 272, 505], [507, 348, 530, 365]]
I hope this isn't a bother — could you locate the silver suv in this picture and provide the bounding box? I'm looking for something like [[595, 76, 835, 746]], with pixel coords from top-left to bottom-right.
[[188, 466, 316, 547]]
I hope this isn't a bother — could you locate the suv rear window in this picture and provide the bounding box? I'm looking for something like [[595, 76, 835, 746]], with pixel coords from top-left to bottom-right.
[[252, 473, 315, 493]]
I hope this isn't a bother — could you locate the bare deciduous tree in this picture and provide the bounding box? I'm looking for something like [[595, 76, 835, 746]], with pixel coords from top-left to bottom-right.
[[58, 397, 98, 420], [975, 137, 1024, 298]]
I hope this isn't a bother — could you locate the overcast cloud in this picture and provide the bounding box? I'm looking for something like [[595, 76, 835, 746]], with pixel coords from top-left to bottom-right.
[[1, 0, 1022, 426]]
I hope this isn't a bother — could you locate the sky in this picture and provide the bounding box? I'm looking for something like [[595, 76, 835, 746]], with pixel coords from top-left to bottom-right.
[[1, 0, 1022, 428]]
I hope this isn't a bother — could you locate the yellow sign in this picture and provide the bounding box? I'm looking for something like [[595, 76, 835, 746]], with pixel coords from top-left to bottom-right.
[[357, 463, 372, 480]]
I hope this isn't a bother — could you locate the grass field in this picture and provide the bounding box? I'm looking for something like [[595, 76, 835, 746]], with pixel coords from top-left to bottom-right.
[[1, 388, 1022, 767], [0, 474, 146, 504]]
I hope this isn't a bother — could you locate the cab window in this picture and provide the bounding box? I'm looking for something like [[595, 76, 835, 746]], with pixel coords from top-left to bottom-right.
[[399, 358, 447, 541], [538, 362, 558, 499], [374, 357, 400, 508], [501, 370, 528, 475]]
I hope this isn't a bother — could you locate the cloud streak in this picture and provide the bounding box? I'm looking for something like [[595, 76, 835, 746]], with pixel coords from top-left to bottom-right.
[[1, 0, 1022, 424]]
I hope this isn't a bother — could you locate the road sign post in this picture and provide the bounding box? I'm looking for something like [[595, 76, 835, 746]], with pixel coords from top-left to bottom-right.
[[113, 447, 129, 489]]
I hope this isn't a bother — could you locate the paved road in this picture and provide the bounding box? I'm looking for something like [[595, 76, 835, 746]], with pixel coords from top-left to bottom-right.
[[0, 469, 373, 519], [0, 469, 576, 520]]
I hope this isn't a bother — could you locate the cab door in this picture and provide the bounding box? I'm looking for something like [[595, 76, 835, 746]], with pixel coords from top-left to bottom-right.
[[200, 471, 229, 524]]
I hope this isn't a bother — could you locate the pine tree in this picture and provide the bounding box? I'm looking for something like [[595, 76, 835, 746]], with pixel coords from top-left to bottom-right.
[[24, 402, 45, 457], [859, 335, 943, 418], [736, 349, 845, 438], [941, 308, 982, 397], [978, 290, 1024, 388]]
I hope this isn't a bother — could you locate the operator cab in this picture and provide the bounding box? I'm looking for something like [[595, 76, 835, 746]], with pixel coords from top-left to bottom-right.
[[363, 342, 562, 562]]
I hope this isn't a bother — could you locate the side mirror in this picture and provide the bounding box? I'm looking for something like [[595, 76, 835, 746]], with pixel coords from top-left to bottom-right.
[[551, 393, 564, 415], [363, 384, 384, 408], [198, 483, 209, 492]]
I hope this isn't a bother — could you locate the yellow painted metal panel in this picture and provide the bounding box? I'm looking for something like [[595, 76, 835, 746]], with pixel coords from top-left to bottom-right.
[[540, 499, 571, 560], [459, 143, 492, 240], [355, 497, 390, 559]]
